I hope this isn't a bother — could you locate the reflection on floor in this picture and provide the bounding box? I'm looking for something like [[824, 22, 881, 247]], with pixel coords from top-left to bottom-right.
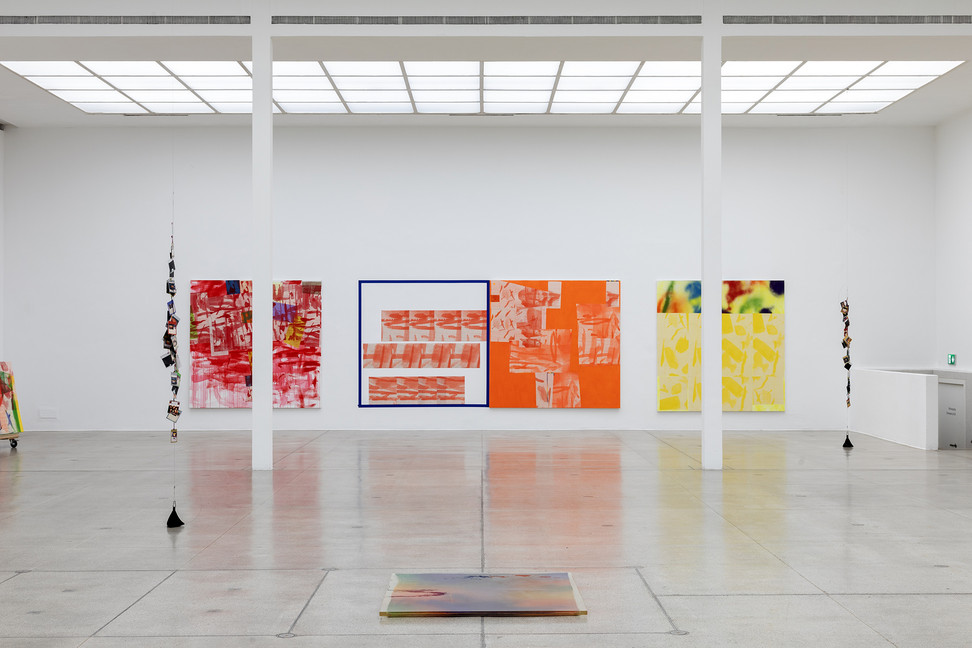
[[1, 430, 972, 646]]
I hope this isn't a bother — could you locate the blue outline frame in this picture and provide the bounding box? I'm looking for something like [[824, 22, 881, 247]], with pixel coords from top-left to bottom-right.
[[358, 279, 490, 408]]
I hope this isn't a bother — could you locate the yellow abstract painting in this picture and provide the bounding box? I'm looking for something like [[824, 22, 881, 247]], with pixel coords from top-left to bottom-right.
[[721, 312, 785, 412], [656, 281, 702, 411]]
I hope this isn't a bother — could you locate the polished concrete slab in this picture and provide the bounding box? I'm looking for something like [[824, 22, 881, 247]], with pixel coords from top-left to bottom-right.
[[0, 429, 970, 646]]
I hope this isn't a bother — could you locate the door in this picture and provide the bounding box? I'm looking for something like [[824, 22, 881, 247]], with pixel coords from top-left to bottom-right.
[[938, 380, 966, 449]]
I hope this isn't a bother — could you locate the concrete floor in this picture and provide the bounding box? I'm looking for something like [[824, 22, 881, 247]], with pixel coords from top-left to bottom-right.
[[1, 429, 971, 647]]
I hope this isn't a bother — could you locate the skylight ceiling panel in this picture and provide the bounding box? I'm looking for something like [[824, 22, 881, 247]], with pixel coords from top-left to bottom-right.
[[273, 76, 333, 90], [720, 90, 766, 102], [722, 76, 783, 90], [852, 75, 935, 90], [777, 76, 859, 90], [208, 103, 253, 113], [408, 76, 480, 90], [553, 90, 624, 103], [748, 102, 823, 114], [834, 89, 914, 102], [196, 90, 253, 103], [74, 102, 145, 114], [550, 102, 617, 113], [484, 61, 560, 76], [816, 102, 891, 113], [415, 102, 480, 113], [561, 61, 639, 76], [124, 89, 199, 103], [273, 90, 341, 102], [722, 61, 800, 76], [484, 89, 552, 103], [27, 76, 112, 90], [762, 89, 840, 103], [874, 61, 963, 75], [83, 61, 168, 75], [405, 61, 479, 76], [346, 102, 414, 113], [483, 76, 555, 91], [639, 61, 701, 76], [556, 76, 632, 91], [484, 102, 548, 113], [794, 61, 881, 76], [410, 90, 480, 102], [183, 76, 253, 90], [163, 61, 248, 76], [616, 102, 686, 114], [624, 90, 696, 102], [629, 76, 700, 91], [105, 76, 186, 90], [278, 102, 347, 113], [331, 76, 406, 90], [2, 61, 89, 76], [721, 103, 754, 114], [324, 61, 402, 76], [272, 61, 325, 75], [50, 89, 129, 102], [141, 102, 214, 114], [341, 90, 411, 102]]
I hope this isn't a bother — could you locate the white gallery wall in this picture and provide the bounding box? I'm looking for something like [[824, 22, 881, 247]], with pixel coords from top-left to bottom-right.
[[1, 123, 936, 432]]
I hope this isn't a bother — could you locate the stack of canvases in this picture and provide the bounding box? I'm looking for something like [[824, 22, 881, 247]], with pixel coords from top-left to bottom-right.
[[0, 362, 23, 435]]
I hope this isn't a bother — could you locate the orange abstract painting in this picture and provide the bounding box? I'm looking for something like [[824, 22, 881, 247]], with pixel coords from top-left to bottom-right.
[[489, 280, 620, 408]]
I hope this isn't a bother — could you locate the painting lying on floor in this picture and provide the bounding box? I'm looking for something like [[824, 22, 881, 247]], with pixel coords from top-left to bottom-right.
[[380, 573, 587, 617], [657, 281, 702, 411], [0, 362, 23, 435], [190, 280, 323, 408], [359, 280, 489, 406], [490, 280, 621, 408], [722, 280, 785, 411]]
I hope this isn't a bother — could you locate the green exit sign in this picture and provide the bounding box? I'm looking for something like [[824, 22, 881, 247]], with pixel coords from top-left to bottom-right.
[[948, 354, 956, 366]]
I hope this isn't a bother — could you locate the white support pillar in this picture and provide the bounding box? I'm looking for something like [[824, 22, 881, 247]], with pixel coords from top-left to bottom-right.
[[701, 1, 723, 470], [0, 128, 5, 361], [251, 1, 273, 470]]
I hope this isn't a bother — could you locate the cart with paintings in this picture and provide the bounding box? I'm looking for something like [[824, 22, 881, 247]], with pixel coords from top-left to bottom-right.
[[0, 362, 23, 448]]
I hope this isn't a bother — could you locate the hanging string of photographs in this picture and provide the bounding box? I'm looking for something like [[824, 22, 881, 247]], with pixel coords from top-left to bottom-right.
[[841, 300, 851, 407], [163, 232, 181, 439]]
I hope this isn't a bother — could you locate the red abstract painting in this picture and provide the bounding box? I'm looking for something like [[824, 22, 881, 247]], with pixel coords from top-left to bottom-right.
[[381, 310, 487, 342], [369, 376, 465, 404], [362, 343, 481, 369], [490, 280, 620, 408], [190, 279, 322, 408]]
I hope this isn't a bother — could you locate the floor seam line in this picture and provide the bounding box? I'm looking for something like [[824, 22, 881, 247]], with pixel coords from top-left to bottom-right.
[[90, 569, 179, 638], [635, 566, 685, 635], [287, 569, 330, 634]]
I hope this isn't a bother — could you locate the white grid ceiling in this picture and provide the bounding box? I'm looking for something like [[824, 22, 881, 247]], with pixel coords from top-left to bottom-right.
[[0, 60, 963, 116]]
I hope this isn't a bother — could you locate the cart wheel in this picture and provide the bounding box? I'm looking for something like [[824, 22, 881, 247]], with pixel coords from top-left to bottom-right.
[[9, 439, 16, 448]]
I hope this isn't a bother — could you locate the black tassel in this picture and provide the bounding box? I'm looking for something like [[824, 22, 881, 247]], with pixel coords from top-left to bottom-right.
[[167, 503, 184, 528], [843, 434, 854, 449]]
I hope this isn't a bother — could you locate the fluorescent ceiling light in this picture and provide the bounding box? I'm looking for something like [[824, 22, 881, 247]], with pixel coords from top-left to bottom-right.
[[722, 61, 800, 76], [182, 76, 253, 90], [748, 102, 822, 114], [629, 76, 700, 90], [405, 61, 479, 76], [834, 89, 914, 102], [73, 102, 145, 114], [324, 61, 402, 76], [196, 90, 252, 103], [50, 89, 129, 102], [616, 103, 685, 114], [851, 76, 934, 90], [556, 76, 631, 91], [346, 102, 414, 113], [561, 61, 640, 76], [411, 90, 480, 102], [331, 76, 406, 90], [123, 89, 199, 102], [340, 90, 411, 102], [273, 76, 333, 90], [554, 90, 625, 102], [873, 61, 963, 75], [484, 61, 560, 76], [484, 90, 551, 102], [272, 90, 340, 102], [550, 102, 617, 113], [162, 61, 247, 76], [2, 61, 89, 76], [777, 76, 858, 90], [104, 76, 186, 90], [762, 89, 840, 103], [722, 76, 783, 90], [484, 102, 548, 113], [794, 61, 881, 75], [408, 76, 480, 90], [277, 102, 347, 113], [638, 61, 701, 76], [272, 61, 325, 75], [82, 61, 167, 76], [624, 90, 696, 102], [816, 102, 891, 114], [484, 76, 555, 90], [27, 76, 111, 90], [415, 102, 480, 113], [141, 102, 214, 114]]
